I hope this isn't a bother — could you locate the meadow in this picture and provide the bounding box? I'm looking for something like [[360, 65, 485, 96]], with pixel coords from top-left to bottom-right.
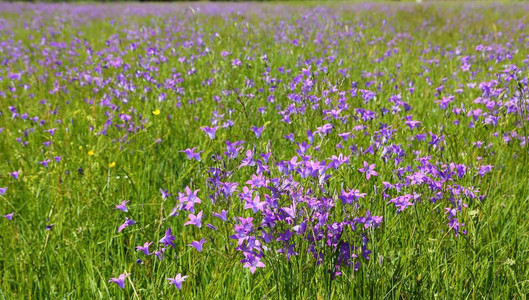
[[0, 2, 528, 299]]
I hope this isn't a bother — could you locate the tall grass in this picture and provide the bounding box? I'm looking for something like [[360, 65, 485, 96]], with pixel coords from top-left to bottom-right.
[[0, 2, 528, 299]]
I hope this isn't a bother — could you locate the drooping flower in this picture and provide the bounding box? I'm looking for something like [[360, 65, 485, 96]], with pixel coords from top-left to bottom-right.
[[118, 218, 136, 232], [180, 147, 203, 161], [212, 210, 228, 222], [153, 247, 166, 261], [115, 200, 129, 212]]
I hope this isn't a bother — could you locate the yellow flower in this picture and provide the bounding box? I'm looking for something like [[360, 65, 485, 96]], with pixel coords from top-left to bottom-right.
[[88, 150, 94, 156], [109, 162, 116, 168], [152, 109, 161, 116]]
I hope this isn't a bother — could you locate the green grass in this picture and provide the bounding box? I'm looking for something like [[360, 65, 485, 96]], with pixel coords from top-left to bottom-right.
[[0, 2, 528, 299]]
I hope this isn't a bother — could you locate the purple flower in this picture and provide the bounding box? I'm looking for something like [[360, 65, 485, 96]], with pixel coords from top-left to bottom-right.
[[168, 206, 180, 217], [180, 147, 203, 161], [108, 272, 130, 289], [404, 115, 421, 130], [160, 188, 171, 199], [0, 187, 7, 195], [184, 211, 203, 228], [388, 195, 414, 212], [118, 218, 136, 232], [2, 213, 14, 220], [179, 187, 201, 211], [200, 126, 219, 139], [251, 126, 265, 138], [448, 218, 466, 236], [445, 207, 457, 218], [244, 195, 267, 213], [167, 273, 188, 290], [340, 189, 366, 205], [361, 211, 383, 229], [242, 254, 266, 274], [160, 227, 176, 248], [44, 128, 57, 136], [358, 161, 378, 180], [284, 132, 295, 142], [40, 160, 51, 168], [153, 247, 166, 261], [212, 210, 228, 222], [115, 200, 129, 212], [220, 182, 238, 198], [478, 165, 494, 177], [188, 238, 207, 252], [136, 242, 152, 255], [9, 171, 20, 180]]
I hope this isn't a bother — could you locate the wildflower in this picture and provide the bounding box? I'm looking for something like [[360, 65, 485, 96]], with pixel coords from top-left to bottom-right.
[[44, 128, 57, 136], [88, 150, 94, 156], [0, 187, 7, 195], [40, 160, 51, 168], [108, 272, 130, 289], [115, 200, 129, 212], [9, 171, 20, 180], [160, 188, 171, 199], [118, 217, 135, 232], [160, 227, 176, 248], [184, 211, 203, 228], [168, 206, 180, 217], [244, 195, 267, 213], [251, 126, 265, 138], [200, 126, 219, 139], [358, 161, 378, 180], [152, 109, 160, 115], [242, 254, 266, 274], [340, 189, 366, 205], [361, 211, 383, 229], [167, 274, 188, 290], [188, 238, 207, 252], [2, 213, 14, 220], [212, 210, 228, 221], [109, 162, 116, 168], [180, 147, 203, 161], [136, 242, 152, 255], [153, 247, 166, 260]]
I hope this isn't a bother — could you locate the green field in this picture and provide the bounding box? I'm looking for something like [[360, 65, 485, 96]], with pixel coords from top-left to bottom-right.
[[0, 2, 528, 299]]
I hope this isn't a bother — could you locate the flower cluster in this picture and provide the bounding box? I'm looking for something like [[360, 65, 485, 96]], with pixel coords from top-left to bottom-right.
[[0, 2, 527, 295]]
